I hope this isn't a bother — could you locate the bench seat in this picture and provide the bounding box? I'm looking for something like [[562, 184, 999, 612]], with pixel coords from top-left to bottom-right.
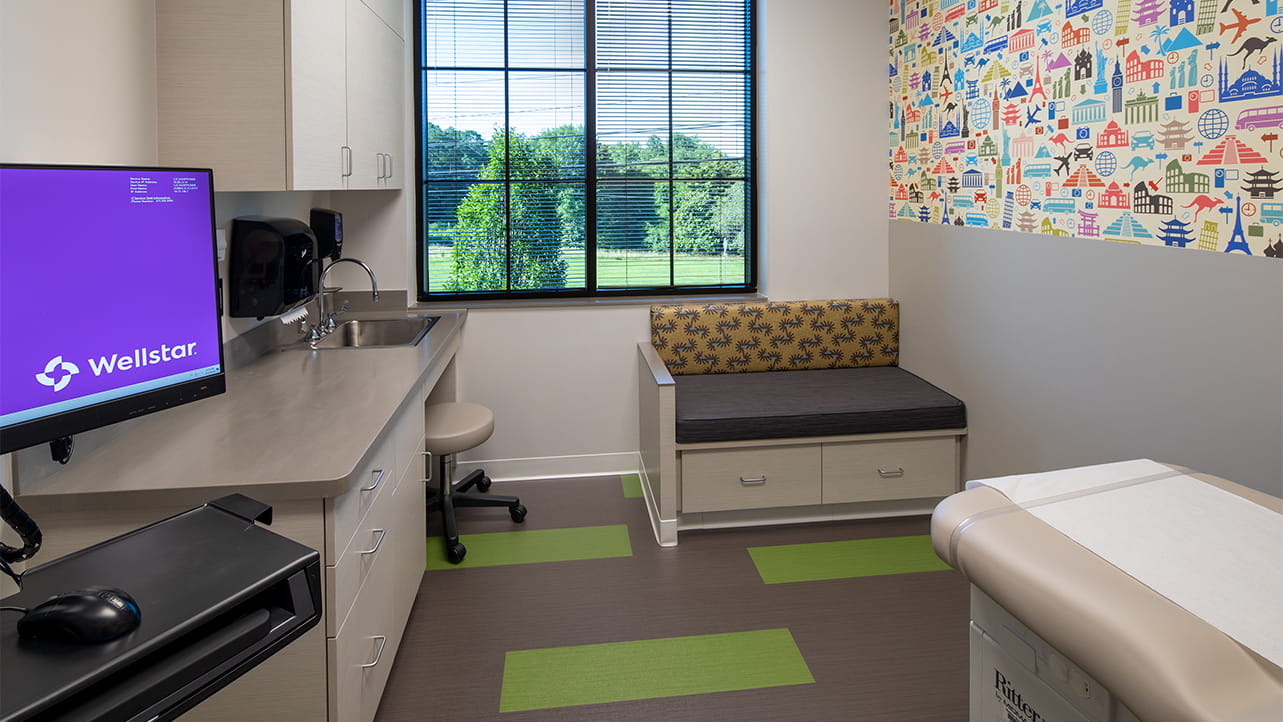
[[674, 366, 967, 444]]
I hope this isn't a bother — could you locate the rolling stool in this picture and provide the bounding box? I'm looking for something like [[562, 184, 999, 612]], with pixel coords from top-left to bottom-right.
[[424, 401, 526, 564]]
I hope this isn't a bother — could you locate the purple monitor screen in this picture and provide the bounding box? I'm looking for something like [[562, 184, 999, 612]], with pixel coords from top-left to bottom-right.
[[0, 164, 225, 454]]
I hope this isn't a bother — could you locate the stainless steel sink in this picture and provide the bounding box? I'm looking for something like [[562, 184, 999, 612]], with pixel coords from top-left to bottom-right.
[[306, 315, 439, 349]]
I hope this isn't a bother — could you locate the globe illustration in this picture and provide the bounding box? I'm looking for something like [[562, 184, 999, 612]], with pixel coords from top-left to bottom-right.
[[1198, 109, 1229, 140], [1095, 150, 1117, 177], [970, 99, 992, 130], [1092, 10, 1114, 35], [931, 141, 944, 161]]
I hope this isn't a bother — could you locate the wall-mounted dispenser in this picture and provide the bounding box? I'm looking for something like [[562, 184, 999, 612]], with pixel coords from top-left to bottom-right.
[[227, 217, 319, 319], [309, 208, 343, 262]]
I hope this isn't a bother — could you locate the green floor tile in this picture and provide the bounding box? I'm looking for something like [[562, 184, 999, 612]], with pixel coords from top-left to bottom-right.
[[426, 524, 632, 570], [620, 473, 644, 498], [748, 534, 950, 584], [499, 628, 814, 712]]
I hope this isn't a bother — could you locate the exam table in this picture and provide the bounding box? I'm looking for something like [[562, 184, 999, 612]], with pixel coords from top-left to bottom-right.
[[931, 460, 1283, 722]]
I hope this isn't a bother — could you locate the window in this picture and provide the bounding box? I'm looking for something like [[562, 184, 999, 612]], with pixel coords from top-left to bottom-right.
[[416, 0, 755, 300]]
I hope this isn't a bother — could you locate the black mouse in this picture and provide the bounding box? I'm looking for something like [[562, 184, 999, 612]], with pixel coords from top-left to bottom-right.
[[16, 586, 141, 644]]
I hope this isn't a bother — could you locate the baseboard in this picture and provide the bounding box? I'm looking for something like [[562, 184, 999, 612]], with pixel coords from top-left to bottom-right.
[[453, 452, 641, 483], [637, 463, 678, 547], [677, 498, 941, 533]]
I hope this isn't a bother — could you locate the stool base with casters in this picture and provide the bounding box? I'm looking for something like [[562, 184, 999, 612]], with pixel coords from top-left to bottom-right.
[[424, 401, 527, 565], [427, 460, 526, 564]]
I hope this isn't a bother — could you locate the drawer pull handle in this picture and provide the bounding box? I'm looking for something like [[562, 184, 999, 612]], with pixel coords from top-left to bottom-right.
[[357, 528, 387, 555], [362, 468, 387, 492], [877, 467, 905, 479], [739, 475, 767, 486], [360, 635, 388, 668]]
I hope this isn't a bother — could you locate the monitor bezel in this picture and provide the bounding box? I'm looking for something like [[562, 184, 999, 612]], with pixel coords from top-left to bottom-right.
[[0, 162, 227, 456]]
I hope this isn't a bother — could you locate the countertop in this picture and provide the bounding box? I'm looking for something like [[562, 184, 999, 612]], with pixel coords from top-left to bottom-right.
[[12, 310, 466, 512]]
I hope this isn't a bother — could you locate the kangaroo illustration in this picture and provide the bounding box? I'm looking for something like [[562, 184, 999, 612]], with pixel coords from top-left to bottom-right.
[[1123, 156, 1155, 179], [1048, 132, 1071, 149], [1183, 195, 1225, 220], [1227, 37, 1277, 68]]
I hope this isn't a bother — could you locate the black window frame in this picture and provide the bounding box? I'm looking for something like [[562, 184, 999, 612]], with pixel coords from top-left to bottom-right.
[[414, 0, 758, 302]]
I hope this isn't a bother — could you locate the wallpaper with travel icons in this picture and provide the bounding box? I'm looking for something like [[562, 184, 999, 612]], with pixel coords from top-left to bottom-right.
[[889, 0, 1283, 258]]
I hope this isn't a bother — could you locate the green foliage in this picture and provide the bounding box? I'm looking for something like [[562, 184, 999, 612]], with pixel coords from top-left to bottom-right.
[[431, 123, 746, 292], [446, 130, 567, 291]]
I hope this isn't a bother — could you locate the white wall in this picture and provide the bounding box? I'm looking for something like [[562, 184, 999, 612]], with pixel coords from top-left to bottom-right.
[[1, 1, 157, 164], [890, 221, 1283, 497]]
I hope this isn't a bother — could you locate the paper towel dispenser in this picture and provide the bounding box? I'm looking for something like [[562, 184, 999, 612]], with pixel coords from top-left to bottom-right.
[[227, 217, 319, 319]]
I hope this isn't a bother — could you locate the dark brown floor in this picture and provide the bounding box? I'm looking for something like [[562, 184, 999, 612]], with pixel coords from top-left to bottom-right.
[[376, 476, 969, 721]]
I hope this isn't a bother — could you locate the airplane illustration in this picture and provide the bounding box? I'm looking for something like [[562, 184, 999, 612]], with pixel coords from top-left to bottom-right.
[[1220, 9, 1261, 44]]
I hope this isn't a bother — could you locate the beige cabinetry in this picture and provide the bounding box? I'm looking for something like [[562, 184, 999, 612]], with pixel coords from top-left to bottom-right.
[[677, 434, 959, 514], [157, 0, 405, 191], [323, 387, 426, 722]]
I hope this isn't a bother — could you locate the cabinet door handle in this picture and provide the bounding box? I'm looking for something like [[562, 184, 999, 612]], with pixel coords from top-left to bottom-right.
[[739, 475, 767, 486], [877, 467, 905, 479], [360, 635, 388, 668], [376, 152, 386, 179], [362, 468, 387, 492], [341, 145, 352, 178], [357, 528, 387, 555], [385, 153, 393, 179]]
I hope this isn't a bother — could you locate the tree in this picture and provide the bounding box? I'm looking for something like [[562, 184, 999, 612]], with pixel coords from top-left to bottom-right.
[[446, 130, 566, 291], [647, 133, 745, 256]]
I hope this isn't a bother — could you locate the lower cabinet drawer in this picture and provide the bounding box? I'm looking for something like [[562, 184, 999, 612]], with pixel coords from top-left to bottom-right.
[[327, 535, 404, 722], [327, 468, 401, 636], [821, 436, 958, 504], [681, 445, 820, 512]]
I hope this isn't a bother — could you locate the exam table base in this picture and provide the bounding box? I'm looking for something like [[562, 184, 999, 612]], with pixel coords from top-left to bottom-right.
[[970, 587, 1140, 722]]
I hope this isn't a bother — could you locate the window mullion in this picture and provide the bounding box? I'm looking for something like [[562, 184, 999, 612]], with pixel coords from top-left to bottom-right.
[[586, 0, 597, 293]]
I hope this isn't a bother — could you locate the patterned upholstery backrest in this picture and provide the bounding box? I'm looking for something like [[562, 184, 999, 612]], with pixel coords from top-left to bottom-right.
[[650, 299, 899, 375]]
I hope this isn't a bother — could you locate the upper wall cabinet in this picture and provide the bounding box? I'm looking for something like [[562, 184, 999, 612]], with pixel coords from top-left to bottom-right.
[[157, 0, 405, 192]]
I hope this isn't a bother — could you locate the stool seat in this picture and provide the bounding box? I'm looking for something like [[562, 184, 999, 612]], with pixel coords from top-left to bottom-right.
[[425, 402, 494, 455]]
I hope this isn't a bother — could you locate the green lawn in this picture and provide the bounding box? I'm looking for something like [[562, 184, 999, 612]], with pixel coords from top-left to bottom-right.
[[425, 245, 746, 291]]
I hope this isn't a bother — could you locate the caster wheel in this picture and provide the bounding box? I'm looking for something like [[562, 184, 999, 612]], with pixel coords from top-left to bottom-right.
[[477, 475, 492, 492], [510, 504, 527, 523], [447, 542, 466, 564]]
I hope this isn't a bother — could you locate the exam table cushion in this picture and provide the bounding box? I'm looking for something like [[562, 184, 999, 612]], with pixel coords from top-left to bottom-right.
[[673, 366, 967, 444]]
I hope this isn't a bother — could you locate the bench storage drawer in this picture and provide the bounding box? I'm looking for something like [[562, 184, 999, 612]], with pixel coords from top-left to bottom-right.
[[680, 445, 821, 512], [821, 437, 957, 504]]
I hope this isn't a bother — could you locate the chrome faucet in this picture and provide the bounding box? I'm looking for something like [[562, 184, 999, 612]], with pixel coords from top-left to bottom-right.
[[310, 258, 380, 347]]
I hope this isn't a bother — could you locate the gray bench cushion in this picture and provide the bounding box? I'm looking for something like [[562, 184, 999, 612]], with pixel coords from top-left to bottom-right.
[[673, 367, 966, 444]]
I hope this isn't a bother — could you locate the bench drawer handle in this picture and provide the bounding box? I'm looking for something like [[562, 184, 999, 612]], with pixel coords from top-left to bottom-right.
[[877, 467, 905, 479], [739, 475, 767, 486]]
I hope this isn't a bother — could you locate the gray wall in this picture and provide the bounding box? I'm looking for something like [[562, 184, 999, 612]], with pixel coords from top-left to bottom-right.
[[890, 221, 1283, 497]]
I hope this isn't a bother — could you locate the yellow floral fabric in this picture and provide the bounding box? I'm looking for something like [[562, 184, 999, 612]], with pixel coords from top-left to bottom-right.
[[650, 299, 900, 375]]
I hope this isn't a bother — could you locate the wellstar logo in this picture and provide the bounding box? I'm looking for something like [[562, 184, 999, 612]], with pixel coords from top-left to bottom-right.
[[35, 355, 80, 392], [35, 342, 200, 393]]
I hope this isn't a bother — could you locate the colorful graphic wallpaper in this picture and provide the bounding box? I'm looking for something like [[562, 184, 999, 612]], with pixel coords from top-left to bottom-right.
[[889, 0, 1283, 258]]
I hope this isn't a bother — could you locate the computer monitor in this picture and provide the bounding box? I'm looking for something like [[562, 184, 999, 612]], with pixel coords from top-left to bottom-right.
[[0, 163, 226, 456]]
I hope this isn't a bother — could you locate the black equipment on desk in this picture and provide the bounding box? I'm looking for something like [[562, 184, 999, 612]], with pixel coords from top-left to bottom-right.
[[0, 494, 322, 722]]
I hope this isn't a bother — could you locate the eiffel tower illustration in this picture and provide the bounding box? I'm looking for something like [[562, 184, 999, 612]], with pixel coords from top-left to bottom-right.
[[1224, 196, 1253, 254], [1028, 55, 1048, 103]]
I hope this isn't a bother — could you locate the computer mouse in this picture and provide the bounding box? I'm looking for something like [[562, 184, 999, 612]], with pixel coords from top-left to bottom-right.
[[16, 586, 141, 644]]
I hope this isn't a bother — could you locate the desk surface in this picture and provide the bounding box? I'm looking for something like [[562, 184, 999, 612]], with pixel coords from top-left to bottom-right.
[[11, 310, 464, 511]]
